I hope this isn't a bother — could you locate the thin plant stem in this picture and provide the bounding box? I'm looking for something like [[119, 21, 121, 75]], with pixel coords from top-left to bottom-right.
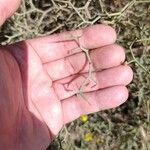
[[129, 41, 150, 74]]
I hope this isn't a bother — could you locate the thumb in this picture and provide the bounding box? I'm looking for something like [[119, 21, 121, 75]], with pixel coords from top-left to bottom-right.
[[0, 0, 21, 26]]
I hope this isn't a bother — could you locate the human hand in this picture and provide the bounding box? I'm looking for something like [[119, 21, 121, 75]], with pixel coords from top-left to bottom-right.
[[0, 0, 133, 149], [1, 24, 133, 149]]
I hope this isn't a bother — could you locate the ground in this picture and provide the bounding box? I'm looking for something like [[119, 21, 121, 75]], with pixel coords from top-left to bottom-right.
[[0, 0, 149, 150]]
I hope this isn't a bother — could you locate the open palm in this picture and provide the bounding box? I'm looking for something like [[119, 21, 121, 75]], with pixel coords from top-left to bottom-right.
[[5, 25, 133, 149]]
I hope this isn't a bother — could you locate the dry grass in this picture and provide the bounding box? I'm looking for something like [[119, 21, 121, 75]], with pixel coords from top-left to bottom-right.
[[0, 0, 150, 149]]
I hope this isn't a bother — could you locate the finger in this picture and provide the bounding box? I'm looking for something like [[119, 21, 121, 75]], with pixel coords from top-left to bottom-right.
[[0, 0, 20, 26], [26, 24, 117, 63], [54, 65, 133, 100], [62, 86, 128, 124], [44, 44, 125, 81]]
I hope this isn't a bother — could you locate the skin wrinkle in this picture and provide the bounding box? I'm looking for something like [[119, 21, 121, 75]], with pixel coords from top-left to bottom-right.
[[44, 43, 126, 82], [67, 52, 88, 75], [59, 74, 90, 100], [63, 40, 79, 57], [64, 56, 75, 77], [56, 29, 84, 58], [38, 31, 84, 64], [54, 64, 133, 101], [64, 75, 79, 91], [59, 52, 90, 96], [14, 41, 51, 88]]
